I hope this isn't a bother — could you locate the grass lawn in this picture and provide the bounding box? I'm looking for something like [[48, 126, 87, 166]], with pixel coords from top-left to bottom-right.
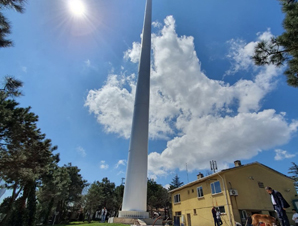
[[55, 222, 128, 226]]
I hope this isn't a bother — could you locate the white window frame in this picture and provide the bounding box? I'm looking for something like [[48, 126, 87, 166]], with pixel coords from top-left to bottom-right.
[[174, 194, 181, 203], [211, 181, 222, 194], [197, 186, 204, 198]]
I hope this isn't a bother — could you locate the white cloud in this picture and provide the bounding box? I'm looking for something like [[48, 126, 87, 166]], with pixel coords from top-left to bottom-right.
[[225, 28, 275, 76], [22, 66, 27, 73], [83, 59, 98, 72], [85, 59, 91, 67], [274, 149, 296, 161], [148, 174, 157, 181], [117, 170, 125, 175], [100, 160, 109, 169], [225, 39, 256, 75], [163, 184, 170, 190], [115, 159, 126, 168], [149, 110, 298, 175], [124, 42, 141, 63], [152, 21, 162, 28], [76, 146, 86, 157], [85, 16, 298, 178], [85, 74, 135, 138], [257, 28, 274, 41]]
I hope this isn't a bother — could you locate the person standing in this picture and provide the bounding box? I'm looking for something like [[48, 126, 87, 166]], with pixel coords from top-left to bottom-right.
[[101, 207, 107, 223], [265, 186, 290, 226], [246, 215, 252, 226], [216, 209, 223, 225], [216, 209, 222, 225], [292, 209, 298, 226], [212, 207, 220, 226]]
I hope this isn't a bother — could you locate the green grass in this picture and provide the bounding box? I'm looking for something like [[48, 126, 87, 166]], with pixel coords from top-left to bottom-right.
[[54, 222, 128, 226]]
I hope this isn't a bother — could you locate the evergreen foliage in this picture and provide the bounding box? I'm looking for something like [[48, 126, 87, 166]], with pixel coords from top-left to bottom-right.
[[114, 184, 124, 212], [0, 78, 88, 225], [0, 77, 58, 225], [252, 0, 298, 87], [0, 2, 91, 224], [0, 0, 26, 48], [168, 175, 183, 191], [288, 162, 298, 191], [83, 178, 170, 220], [84, 177, 118, 219], [36, 163, 88, 224], [147, 179, 170, 217]]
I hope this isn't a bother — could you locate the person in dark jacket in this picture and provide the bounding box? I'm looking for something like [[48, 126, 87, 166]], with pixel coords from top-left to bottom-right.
[[265, 186, 290, 226], [212, 207, 220, 226], [246, 215, 252, 226]]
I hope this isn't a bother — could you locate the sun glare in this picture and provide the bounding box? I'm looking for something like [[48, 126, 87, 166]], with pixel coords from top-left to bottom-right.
[[69, 0, 86, 17]]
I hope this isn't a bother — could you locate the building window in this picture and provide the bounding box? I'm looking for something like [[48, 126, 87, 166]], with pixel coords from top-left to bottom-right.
[[197, 186, 204, 197], [174, 194, 181, 203], [258, 182, 264, 188], [192, 189, 194, 193], [175, 211, 181, 216], [218, 206, 225, 214], [211, 181, 221, 194], [193, 209, 197, 215]]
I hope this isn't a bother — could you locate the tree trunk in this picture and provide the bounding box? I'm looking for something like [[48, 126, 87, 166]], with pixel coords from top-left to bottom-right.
[[15, 182, 31, 226], [54, 200, 63, 224], [27, 182, 36, 226], [43, 197, 54, 225]]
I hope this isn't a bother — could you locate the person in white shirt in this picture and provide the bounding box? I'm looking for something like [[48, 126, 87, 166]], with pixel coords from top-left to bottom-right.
[[265, 186, 290, 226], [101, 207, 107, 223], [292, 209, 298, 226], [216, 209, 223, 225]]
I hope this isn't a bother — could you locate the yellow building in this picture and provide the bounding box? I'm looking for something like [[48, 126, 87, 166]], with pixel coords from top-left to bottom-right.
[[169, 161, 297, 226]]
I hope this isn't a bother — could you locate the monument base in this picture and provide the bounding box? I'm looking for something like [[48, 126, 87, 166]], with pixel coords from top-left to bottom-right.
[[108, 217, 163, 225], [108, 217, 137, 224], [118, 210, 149, 219]]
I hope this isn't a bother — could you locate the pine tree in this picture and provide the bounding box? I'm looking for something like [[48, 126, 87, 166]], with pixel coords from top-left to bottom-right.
[[252, 0, 298, 87], [36, 163, 88, 224], [168, 175, 184, 191], [0, 77, 59, 225], [288, 162, 298, 191], [147, 179, 170, 217], [0, 0, 26, 48]]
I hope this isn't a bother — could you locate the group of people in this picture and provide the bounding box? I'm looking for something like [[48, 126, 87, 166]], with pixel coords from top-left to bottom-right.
[[212, 207, 223, 226], [211, 186, 298, 226]]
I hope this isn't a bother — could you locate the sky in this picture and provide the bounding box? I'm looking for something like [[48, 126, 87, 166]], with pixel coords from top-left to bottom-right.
[[0, 0, 298, 194]]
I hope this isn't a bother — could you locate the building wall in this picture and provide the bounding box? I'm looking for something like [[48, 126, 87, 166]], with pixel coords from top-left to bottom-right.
[[224, 164, 297, 225], [171, 163, 297, 226], [171, 175, 233, 226]]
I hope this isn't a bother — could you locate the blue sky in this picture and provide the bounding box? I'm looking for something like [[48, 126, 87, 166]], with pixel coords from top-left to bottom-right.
[[0, 0, 298, 192]]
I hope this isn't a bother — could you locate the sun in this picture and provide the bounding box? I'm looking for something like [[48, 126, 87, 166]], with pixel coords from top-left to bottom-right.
[[68, 0, 86, 17]]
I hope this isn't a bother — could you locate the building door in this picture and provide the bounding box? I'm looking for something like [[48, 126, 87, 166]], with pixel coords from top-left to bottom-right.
[[173, 216, 180, 226], [239, 210, 247, 226], [187, 214, 191, 226]]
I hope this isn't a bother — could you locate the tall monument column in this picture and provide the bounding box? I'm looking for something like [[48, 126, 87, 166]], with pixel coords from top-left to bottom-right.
[[118, 0, 152, 219]]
